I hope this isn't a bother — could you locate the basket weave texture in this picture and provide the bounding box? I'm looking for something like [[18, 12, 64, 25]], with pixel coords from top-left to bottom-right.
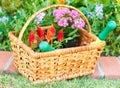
[[8, 4, 105, 82]]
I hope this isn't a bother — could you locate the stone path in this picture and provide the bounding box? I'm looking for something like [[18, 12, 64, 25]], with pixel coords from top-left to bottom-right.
[[0, 51, 120, 79]]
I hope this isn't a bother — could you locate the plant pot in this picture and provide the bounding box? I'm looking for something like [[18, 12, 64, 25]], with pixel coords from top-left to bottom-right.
[[63, 37, 80, 48]]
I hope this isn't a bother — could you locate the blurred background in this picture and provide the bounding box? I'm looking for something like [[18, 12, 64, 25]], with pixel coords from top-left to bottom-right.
[[0, 0, 120, 56]]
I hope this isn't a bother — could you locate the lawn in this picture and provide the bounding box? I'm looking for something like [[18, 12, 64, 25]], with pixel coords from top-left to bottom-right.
[[0, 73, 120, 88]]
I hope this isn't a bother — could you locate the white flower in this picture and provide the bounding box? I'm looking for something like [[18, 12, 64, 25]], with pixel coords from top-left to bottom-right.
[[0, 16, 9, 22], [34, 12, 46, 24]]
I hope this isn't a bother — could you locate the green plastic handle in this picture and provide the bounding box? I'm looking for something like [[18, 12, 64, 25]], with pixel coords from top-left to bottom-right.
[[39, 41, 55, 52], [98, 20, 116, 40]]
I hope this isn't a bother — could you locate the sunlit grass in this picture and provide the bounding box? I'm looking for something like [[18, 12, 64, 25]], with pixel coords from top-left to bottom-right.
[[0, 73, 120, 88]]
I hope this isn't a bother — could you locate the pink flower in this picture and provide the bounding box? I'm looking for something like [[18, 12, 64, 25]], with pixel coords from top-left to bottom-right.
[[53, 10, 64, 20], [71, 24, 76, 29], [77, 18, 85, 28], [58, 18, 69, 27], [53, 8, 85, 28], [62, 8, 70, 14], [70, 10, 80, 19], [67, 17, 72, 22], [72, 18, 85, 29]]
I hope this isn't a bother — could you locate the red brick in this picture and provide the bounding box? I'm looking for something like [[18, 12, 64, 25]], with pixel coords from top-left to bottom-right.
[[0, 51, 12, 70], [7, 61, 17, 73], [91, 65, 100, 79], [100, 57, 120, 79], [0, 51, 17, 73]]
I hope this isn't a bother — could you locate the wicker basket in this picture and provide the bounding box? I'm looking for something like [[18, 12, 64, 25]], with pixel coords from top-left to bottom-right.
[[8, 4, 105, 82]]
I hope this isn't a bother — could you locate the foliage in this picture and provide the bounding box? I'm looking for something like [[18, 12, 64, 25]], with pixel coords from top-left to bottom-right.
[[70, 0, 120, 56], [0, 0, 120, 56], [1, 0, 23, 13]]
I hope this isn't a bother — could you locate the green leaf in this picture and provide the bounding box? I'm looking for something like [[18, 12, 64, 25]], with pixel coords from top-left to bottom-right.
[[63, 37, 73, 43], [53, 40, 63, 49], [68, 28, 78, 36], [88, 0, 110, 5]]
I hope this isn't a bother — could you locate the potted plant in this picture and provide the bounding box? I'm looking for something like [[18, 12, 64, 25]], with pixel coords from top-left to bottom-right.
[[27, 7, 86, 52]]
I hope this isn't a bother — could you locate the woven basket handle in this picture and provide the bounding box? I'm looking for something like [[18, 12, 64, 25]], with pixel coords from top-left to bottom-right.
[[18, 4, 91, 40]]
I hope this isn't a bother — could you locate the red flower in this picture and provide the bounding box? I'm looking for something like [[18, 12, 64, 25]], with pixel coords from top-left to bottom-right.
[[57, 29, 64, 42], [36, 27, 45, 41], [49, 27, 56, 34], [28, 30, 35, 47], [46, 27, 56, 42]]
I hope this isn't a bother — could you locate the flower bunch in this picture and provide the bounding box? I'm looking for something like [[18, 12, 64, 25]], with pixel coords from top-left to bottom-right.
[[95, 4, 103, 20], [87, 4, 103, 20], [29, 8, 84, 52], [53, 8, 85, 29], [28, 26, 64, 50], [34, 12, 46, 24]]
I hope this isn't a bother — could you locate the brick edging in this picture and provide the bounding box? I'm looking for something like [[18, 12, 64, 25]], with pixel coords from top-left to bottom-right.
[[2, 55, 14, 73]]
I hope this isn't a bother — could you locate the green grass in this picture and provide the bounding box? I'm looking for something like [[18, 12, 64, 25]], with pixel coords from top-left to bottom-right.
[[0, 73, 120, 88]]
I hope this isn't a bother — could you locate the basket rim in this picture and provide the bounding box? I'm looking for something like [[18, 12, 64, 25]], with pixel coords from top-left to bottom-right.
[[9, 31, 106, 59]]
